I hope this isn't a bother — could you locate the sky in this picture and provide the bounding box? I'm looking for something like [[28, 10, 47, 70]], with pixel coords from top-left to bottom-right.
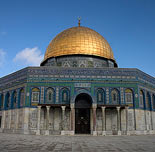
[[0, 0, 155, 77]]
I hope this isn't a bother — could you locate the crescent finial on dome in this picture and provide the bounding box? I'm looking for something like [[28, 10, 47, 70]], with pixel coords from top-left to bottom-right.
[[78, 17, 81, 26]]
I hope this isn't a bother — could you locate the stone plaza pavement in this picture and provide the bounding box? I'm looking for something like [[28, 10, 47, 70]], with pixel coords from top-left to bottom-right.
[[0, 133, 155, 152]]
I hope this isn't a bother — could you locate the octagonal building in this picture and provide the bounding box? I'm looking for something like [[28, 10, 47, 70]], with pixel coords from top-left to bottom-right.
[[0, 24, 155, 135]]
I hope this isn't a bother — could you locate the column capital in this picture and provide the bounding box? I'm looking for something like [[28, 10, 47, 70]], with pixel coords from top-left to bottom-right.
[[101, 106, 106, 110], [70, 103, 75, 109], [125, 106, 129, 110], [61, 106, 66, 111], [46, 106, 50, 110], [37, 106, 41, 109], [92, 104, 97, 109], [116, 106, 120, 111]]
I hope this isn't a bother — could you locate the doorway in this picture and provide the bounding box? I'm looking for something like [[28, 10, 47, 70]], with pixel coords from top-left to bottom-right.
[[75, 93, 92, 134]]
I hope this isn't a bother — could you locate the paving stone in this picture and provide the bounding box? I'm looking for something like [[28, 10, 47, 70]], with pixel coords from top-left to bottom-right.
[[0, 133, 155, 152]]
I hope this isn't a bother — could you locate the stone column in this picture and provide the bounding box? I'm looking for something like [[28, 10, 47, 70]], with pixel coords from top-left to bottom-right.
[[70, 103, 75, 135], [101, 106, 106, 135], [61, 106, 66, 135], [144, 91, 147, 132], [16, 109, 19, 130], [92, 104, 97, 135], [125, 107, 130, 135], [36, 106, 41, 135], [45, 106, 50, 135], [1, 110, 6, 129], [117, 107, 121, 135]]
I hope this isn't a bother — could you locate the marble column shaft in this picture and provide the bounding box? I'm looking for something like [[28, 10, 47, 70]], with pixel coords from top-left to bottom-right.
[[92, 106, 97, 131], [125, 107, 128, 132], [151, 111, 154, 130], [117, 107, 121, 131], [70, 104, 75, 131], [101, 107, 106, 131], [2, 110, 6, 129], [61, 106, 66, 130], [46, 106, 50, 130]]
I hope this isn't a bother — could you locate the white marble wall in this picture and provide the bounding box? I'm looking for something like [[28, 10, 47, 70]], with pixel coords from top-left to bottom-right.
[[128, 109, 135, 131], [135, 109, 145, 130]]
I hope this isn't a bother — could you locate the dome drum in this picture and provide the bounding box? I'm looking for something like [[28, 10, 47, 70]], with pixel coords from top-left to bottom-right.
[[41, 54, 117, 68]]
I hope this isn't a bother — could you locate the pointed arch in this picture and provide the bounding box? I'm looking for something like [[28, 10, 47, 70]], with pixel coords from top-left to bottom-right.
[[61, 87, 70, 103], [139, 90, 144, 107], [111, 88, 120, 104], [125, 88, 133, 104], [46, 87, 54, 103], [19, 88, 25, 107], [12, 91, 17, 108], [5, 92, 10, 109], [146, 92, 151, 109], [96, 88, 105, 104], [0, 94, 4, 109], [31, 87, 40, 106]]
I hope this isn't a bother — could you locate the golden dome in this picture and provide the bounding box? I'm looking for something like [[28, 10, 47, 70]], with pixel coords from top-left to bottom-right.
[[43, 26, 115, 62]]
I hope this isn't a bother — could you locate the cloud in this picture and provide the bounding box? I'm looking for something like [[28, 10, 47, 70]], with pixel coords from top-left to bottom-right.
[[0, 49, 6, 67], [13, 47, 44, 66], [1, 31, 7, 35]]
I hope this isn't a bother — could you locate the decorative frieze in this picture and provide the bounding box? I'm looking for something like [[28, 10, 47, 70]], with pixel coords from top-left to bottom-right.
[[56, 87, 59, 103], [106, 88, 109, 104], [40, 87, 44, 104], [120, 87, 124, 104], [74, 83, 91, 88]]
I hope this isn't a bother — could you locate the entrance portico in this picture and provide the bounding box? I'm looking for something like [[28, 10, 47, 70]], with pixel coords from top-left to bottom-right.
[[36, 101, 128, 136], [75, 93, 92, 134]]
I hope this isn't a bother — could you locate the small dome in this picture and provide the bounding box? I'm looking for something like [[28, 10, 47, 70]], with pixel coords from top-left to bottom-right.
[[42, 26, 116, 64]]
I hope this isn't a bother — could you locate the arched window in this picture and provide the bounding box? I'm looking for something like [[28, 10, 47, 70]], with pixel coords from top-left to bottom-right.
[[46, 88, 54, 103], [139, 90, 144, 107], [111, 89, 119, 104], [97, 89, 105, 103], [125, 89, 133, 104], [0, 94, 4, 109], [12, 91, 17, 108], [146, 92, 151, 109], [19, 88, 25, 107], [62, 88, 69, 103], [153, 94, 155, 110], [5, 92, 10, 109], [31, 88, 40, 106]]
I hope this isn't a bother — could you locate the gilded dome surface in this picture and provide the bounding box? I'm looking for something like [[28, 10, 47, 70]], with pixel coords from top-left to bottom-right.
[[43, 26, 115, 62]]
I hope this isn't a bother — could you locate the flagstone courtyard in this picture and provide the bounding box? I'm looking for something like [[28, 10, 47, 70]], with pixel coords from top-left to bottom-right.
[[0, 133, 155, 152]]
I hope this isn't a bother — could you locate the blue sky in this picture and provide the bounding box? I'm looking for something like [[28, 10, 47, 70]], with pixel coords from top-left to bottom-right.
[[0, 0, 155, 77]]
